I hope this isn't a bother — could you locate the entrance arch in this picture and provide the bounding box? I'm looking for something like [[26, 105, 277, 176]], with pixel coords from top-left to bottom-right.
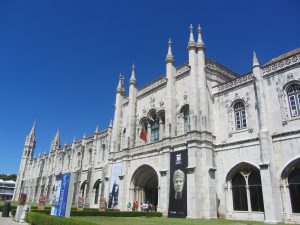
[[131, 165, 158, 210]]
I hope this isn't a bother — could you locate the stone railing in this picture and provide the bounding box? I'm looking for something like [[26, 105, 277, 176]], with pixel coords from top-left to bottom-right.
[[109, 131, 214, 160], [206, 58, 239, 80], [263, 53, 300, 75], [216, 73, 253, 93], [176, 63, 190, 77], [137, 77, 167, 99]]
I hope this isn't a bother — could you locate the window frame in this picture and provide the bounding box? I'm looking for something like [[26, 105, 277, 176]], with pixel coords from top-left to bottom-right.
[[287, 84, 300, 118], [233, 101, 247, 130]]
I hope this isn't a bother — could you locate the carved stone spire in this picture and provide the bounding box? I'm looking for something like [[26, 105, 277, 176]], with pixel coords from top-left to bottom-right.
[[166, 38, 174, 63], [253, 51, 260, 67], [188, 24, 196, 48], [130, 63, 136, 85], [197, 24, 205, 49], [51, 128, 60, 151], [95, 124, 99, 133], [109, 119, 113, 128], [28, 122, 36, 139], [116, 74, 125, 94]]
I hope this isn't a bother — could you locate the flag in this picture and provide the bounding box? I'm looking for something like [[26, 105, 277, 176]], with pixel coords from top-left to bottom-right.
[[140, 127, 147, 142]]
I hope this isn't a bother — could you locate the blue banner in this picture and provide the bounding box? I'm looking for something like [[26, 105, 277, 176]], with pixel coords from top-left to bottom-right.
[[57, 173, 70, 217], [51, 173, 71, 217]]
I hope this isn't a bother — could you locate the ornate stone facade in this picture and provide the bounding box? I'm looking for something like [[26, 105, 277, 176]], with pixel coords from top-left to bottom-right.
[[14, 27, 300, 223]]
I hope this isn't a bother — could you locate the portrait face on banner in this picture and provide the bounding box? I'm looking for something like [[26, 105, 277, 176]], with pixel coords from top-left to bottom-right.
[[168, 150, 188, 218]]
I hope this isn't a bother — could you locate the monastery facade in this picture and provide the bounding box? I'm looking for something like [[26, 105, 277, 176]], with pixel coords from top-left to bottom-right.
[[13, 25, 300, 223]]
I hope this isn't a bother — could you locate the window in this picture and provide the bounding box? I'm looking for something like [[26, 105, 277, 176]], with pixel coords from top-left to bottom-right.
[[151, 120, 159, 142], [234, 102, 247, 130], [232, 173, 248, 211], [183, 107, 190, 133], [231, 167, 264, 212], [93, 180, 101, 205], [287, 84, 300, 117], [248, 171, 264, 212], [88, 149, 93, 164], [288, 166, 300, 213], [101, 144, 106, 161]]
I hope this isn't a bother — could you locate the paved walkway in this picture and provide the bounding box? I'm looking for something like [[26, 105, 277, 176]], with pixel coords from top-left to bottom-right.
[[0, 217, 28, 225]]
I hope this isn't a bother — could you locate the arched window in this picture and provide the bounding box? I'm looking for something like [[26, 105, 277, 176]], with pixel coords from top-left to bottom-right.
[[67, 155, 71, 169], [77, 152, 81, 167], [288, 166, 300, 213], [122, 128, 126, 149], [230, 167, 264, 212], [80, 181, 87, 198], [151, 120, 159, 142], [232, 172, 248, 211], [180, 105, 190, 134], [101, 144, 106, 161], [287, 84, 300, 117], [88, 149, 93, 164], [248, 170, 264, 212], [93, 179, 101, 205], [234, 101, 247, 130]]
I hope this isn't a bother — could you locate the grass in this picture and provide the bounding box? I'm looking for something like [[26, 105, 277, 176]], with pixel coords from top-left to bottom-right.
[[72, 216, 292, 225]]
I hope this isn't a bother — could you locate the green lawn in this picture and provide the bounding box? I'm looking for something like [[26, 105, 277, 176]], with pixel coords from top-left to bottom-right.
[[72, 216, 292, 225]]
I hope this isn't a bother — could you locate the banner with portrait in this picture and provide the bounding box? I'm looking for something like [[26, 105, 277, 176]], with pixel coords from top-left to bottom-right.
[[108, 162, 122, 209], [168, 150, 188, 218], [50, 173, 73, 217]]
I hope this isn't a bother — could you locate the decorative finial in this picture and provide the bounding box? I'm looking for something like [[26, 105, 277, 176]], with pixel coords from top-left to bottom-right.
[[95, 124, 99, 133], [188, 24, 196, 48], [73, 136, 76, 143], [29, 121, 36, 137], [116, 74, 124, 93], [197, 24, 205, 49], [83, 132, 86, 139], [109, 119, 113, 128], [166, 38, 174, 62], [130, 63, 136, 85], [253, 51, 260, 67]]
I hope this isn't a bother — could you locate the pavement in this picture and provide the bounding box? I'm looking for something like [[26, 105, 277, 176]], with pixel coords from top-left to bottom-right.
[[0, 217, 28, 225]]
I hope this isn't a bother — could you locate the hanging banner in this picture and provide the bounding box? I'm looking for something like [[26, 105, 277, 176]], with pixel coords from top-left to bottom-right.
[[108, 162, 122, 209], [51, 173, 74, 217], [168, 150, 188, 218]]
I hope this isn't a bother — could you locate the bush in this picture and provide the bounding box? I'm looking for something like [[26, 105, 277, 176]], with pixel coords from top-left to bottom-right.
[[25, 212, 98, 225], [31, 208, 162, 217]]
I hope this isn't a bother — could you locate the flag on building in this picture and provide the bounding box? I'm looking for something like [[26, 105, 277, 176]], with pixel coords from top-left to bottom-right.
[[140, 127, 147, 142]]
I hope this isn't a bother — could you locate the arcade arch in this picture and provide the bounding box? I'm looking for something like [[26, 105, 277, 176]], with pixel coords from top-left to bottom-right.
[[130, 165, 159, 210]]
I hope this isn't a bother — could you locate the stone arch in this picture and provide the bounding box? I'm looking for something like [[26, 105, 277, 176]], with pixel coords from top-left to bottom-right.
[[280, 156, 300, 179], [225, 162, 264, 212], [130, 164, 159, 210], [93, 179, 101, 205], [280, 156, 300, 213], [80, 180, 87, 197], [226, 162, 259, 182]]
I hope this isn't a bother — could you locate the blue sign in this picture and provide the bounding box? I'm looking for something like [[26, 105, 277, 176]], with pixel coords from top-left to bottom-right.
[[51, 173, 71, 217], [57, 173, 70, 217]]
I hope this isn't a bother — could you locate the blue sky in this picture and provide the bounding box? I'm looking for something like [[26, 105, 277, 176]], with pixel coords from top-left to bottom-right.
[[0, 0, 299, 174]]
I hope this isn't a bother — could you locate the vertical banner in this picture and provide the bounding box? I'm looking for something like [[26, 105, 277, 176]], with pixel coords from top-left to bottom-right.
[[108, 162, 122, 209], [168, 150, 188, 218], [51, 173, 73, 217], [51, 175, 62, 216]]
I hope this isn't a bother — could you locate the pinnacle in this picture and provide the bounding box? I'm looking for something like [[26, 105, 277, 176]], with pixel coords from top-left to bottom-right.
[[197, 24, 205, 48], [253, 51, 260, 67], [130, 63, 136, 84], [166, 38, 174, 62]]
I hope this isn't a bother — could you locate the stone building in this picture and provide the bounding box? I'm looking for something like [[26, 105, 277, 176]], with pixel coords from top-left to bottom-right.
[[13, 25, 300, 223]]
